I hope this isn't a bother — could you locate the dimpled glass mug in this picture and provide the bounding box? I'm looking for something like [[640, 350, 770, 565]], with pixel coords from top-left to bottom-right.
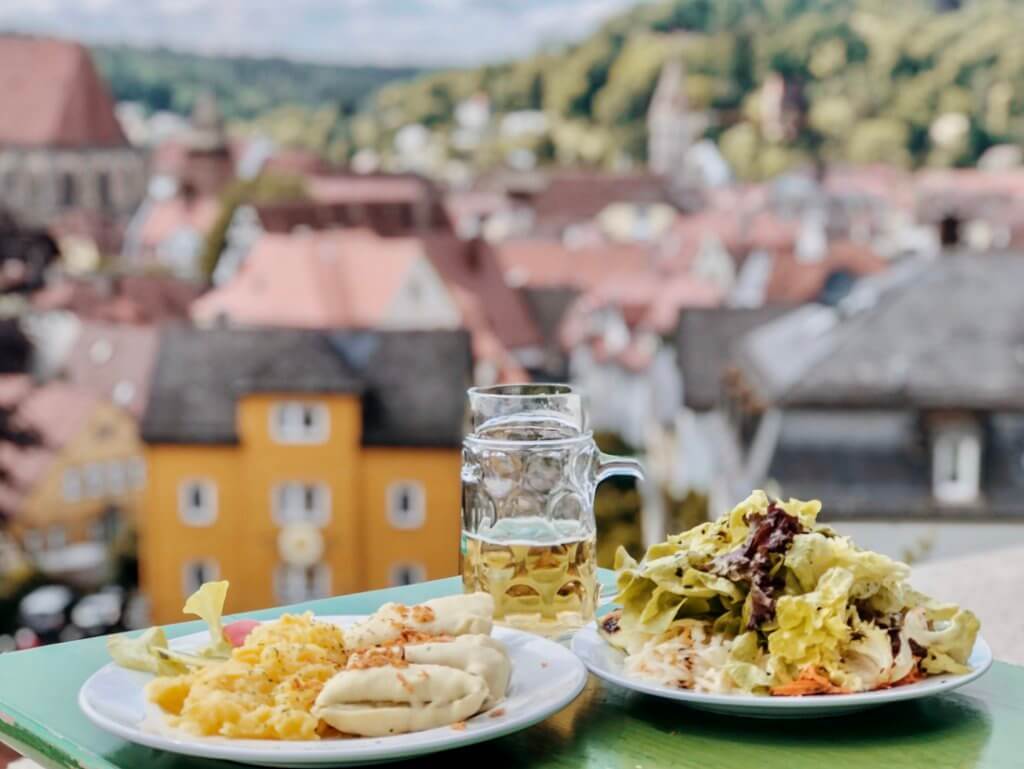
[[460, 384, 643, 637]]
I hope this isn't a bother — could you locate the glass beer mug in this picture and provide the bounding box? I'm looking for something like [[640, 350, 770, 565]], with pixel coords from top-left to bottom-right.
[[460, 384, 643, 637]]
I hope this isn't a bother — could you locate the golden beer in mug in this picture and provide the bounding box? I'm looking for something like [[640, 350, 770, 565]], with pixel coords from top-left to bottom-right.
[[460, 385, 642, 638]]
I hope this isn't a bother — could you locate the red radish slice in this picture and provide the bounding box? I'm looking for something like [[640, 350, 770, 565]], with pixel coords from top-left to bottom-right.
[[224, 620, 261, 647]]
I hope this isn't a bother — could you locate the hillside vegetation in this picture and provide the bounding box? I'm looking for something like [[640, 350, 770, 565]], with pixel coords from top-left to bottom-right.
[[353, 0, 1024, 177]]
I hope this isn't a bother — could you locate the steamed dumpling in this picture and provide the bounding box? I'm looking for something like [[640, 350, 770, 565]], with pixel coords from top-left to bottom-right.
[[404, 634, 510, 708], [343, 593, 494, 650], [313, 663, 488, 737]]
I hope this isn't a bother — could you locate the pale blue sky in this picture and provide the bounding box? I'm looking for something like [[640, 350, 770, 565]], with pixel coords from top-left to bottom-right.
[[0, 0, 643, 66]]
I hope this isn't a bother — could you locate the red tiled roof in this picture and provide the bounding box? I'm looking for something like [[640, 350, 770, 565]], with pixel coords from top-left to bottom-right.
[[48, 208, 126, 255], [150, 137, 246, 179], [495, 239, 653, 292], [763, 240, 887, 305], [192, 229, 422, 328], [192, 228, 540, 371], [262, 148, 330, 176], [527, 171, 672, 232], [308, 175, 431, 204], [446, 285, 528, 382], [137, 195, 221, 254], [0, 376, 98, 514], [63, 322, 159, 418], [443, 191, 511, 223], [0, 36, 126, 148], [31, 275, 203, 324], [559, 270, 721, 369], [421, 235, 542, 351]]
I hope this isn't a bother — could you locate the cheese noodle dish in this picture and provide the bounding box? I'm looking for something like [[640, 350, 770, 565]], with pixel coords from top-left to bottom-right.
[[107, 585, 510, 739]]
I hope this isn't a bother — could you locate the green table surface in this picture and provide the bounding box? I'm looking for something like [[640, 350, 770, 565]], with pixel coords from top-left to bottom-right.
[[0, 573, 1020, 769]]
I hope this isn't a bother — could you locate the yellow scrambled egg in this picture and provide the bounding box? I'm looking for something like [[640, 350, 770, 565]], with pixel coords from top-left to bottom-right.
[[147, 613, 347, 740]]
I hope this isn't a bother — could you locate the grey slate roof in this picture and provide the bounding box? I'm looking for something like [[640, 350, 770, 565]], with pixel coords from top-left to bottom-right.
[[676, 306, 793, 411], [141, 326, 471, 447], [735, 255, 1024, 410]]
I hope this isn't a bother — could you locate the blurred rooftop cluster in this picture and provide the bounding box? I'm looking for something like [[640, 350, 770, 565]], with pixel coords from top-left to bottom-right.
[[3, 0, 1024, 656]]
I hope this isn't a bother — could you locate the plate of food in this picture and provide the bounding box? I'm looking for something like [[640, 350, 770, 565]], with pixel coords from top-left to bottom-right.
[[571, 491, 991, 718], [79, 584, 587, 765]]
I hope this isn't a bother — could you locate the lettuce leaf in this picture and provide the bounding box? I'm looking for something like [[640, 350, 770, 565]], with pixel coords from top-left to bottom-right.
[[904, 604, 980, 675], [724, 631, 772, 693], [107, 626, 187, 676], [767, 567, 854, 674], [785, 532, 910, 602], [182, 580, 232, 659]]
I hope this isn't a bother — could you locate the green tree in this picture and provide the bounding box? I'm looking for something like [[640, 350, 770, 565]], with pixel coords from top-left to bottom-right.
[[199, 174, 308, 283]]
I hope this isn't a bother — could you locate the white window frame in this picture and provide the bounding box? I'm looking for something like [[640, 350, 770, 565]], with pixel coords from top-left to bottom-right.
[[128, 457, 146, 489], [177, 479, 218, 526], [46, 524, 67, 550], [62, 468, 82, 503], [389, 561, 427, 587], [273, 563, 331, 604], [270, 401, 330, 445], [386, 481, 426, 530], [105, 460, 127, 496], [22, 528, 44, 554], [83, 462, 105, 498], [272, 482, 331, 527], [182, 558, 220, 597], [932, 422, 982, 505]]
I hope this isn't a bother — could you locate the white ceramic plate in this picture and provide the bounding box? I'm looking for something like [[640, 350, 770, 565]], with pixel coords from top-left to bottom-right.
[[79, 616, 588, 766], [571, 623, 992, 718]]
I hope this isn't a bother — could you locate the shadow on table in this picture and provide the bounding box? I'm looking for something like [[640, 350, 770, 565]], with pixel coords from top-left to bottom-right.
[[393, 677, 995, 769], [99, 676, 994, 769]]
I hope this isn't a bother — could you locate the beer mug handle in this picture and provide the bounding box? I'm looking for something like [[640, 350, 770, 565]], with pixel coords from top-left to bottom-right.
[[596, 453, 644, 484]]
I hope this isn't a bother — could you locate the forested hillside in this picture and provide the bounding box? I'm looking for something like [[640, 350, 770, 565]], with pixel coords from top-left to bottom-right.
[[353, 0, 1024, 177]]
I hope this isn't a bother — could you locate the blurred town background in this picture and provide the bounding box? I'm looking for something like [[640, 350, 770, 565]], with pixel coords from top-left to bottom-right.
[[1, 0, 1024, 659]]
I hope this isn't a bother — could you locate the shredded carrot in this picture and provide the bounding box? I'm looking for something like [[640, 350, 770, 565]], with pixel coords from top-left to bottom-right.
[[881, 663, 926, 689], [451, 721, 467, 731], [771, 666, 849, 697]]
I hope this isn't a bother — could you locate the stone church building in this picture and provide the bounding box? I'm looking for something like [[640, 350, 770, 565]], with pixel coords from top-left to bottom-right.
[[0, 36, 146, 249]]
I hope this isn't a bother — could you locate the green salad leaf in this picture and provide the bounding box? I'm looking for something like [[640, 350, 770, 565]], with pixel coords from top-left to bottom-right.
[[107, 626, 187, 676], [183, 580, 232, 658], [608, 491, 982, 694], [107, 581, 235, 675]]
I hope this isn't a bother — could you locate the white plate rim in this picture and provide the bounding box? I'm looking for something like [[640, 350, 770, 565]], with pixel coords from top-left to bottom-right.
[[79, 615, 588, 765], [571, 622, 993, 711]]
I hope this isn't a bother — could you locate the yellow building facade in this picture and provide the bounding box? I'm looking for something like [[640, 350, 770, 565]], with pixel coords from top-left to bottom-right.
[[2, 382, 145, 559], [140, 328, 469, 623]]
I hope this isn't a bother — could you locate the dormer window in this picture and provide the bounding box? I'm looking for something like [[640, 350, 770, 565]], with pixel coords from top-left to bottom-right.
[[271, 402, 329, 444], [932, 418, 981, 505]]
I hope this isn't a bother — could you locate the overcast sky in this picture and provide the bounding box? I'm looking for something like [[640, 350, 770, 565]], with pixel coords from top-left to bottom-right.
[[0, 0, 642, 66]]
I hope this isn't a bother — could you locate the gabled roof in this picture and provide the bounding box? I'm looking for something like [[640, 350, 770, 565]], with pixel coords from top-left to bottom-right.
[[0, 376, 99, 515], [0, 36, 127, 148], [735, 255, 1024, 410], [141, 326, 471, 447], [495, 238, 652, 292], [32, 275, 203, 325], [192, 229, 436, 329], [676, 306, 793, 411], [136, 196, 222, 254], [527, 171, 673, 234], [421, 234, 541, 351], [62, 322, 159, 418]]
